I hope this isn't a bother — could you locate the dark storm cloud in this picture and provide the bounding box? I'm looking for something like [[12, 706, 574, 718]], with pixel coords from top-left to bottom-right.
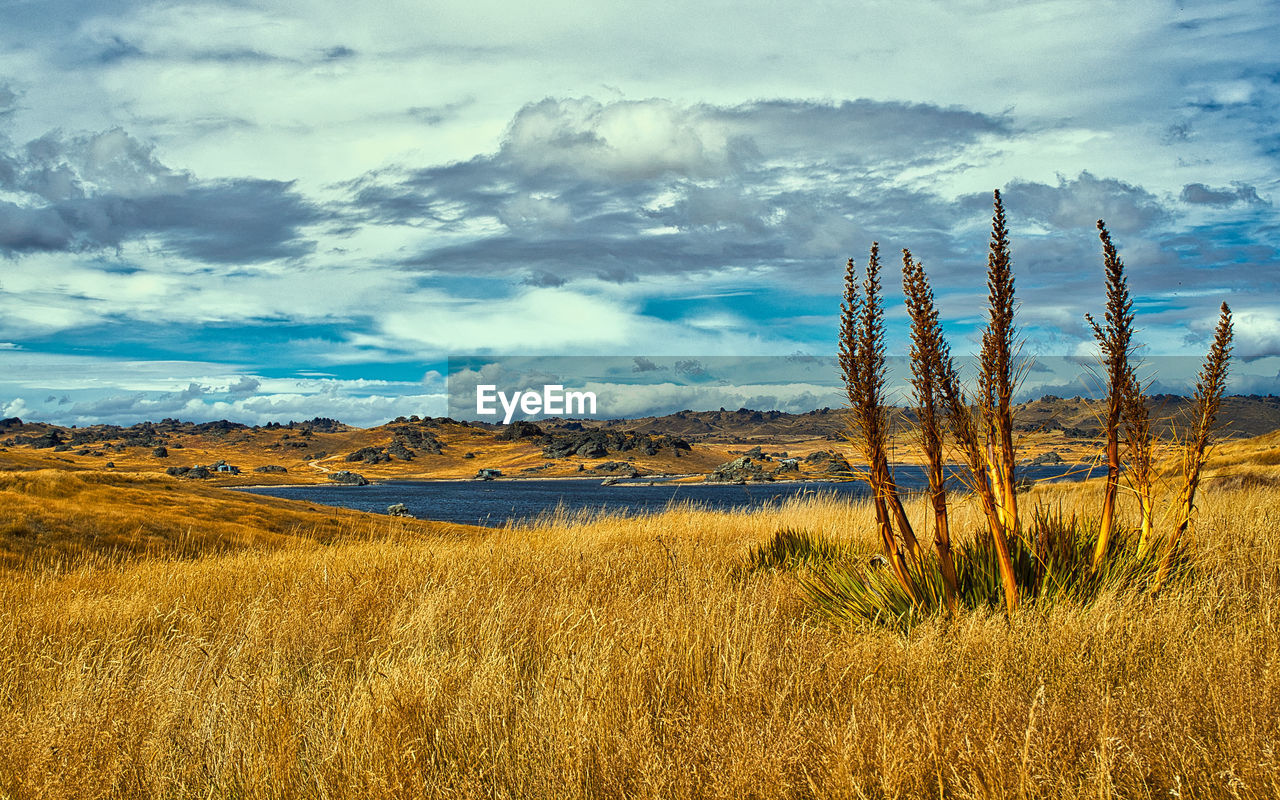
[[0, 126, 322, 261]]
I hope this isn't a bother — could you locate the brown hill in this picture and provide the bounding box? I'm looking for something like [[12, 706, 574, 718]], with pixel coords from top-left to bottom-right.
[[3, 394, 1279, 485]]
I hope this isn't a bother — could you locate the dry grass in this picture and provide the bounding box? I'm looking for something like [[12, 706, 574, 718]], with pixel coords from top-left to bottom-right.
[[0, 469, 477, 570], [1, 474, 1278, 799]]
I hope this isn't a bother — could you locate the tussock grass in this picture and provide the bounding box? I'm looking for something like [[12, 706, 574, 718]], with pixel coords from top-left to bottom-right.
[[0, 469, 476, 571], [740, 528, 852, 575], [1, 477, 1278, 798]]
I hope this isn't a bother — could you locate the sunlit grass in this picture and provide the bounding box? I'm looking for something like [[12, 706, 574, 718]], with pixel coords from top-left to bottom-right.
[[1, 470, 1278, 798]]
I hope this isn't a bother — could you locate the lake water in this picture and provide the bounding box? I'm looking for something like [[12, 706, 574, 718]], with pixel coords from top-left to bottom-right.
[[236, 464, 1095, 527]]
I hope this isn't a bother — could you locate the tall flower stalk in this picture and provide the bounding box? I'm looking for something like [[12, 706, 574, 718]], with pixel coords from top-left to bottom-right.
[[840, 246, 921, 595], [1085, 220, 1135, 567], [1155, 303, 1232, 591], [901, 249, 960, 613], [975, 190, 1022, 613]]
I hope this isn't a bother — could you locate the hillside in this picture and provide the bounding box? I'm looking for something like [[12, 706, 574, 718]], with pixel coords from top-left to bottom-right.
[[2, 393, 1279, 486], [0, 468, 478, 571]]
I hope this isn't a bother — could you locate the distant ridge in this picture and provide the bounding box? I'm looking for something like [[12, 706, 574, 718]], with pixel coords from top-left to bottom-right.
[[6, 394, 1280, 441]]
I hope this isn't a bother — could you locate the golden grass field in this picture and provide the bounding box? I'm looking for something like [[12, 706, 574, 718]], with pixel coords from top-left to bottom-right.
[[2, 446, 1279, 798]]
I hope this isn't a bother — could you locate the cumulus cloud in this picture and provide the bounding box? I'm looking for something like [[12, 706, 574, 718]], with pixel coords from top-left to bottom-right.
[[1226, 308, 1280, 361], [989, 172, 1169, 234], [0, 124, 321, 260], [346, 97, 1009, 287]]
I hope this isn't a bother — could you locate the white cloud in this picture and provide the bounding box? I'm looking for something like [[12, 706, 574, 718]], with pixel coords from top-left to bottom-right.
[[2, 397, 30, 418]]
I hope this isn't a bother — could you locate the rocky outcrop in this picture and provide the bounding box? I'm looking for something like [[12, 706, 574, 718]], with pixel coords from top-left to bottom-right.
[[803, 450, 853, 475], [328, 470, 369, 486], [540, 430, 690, 460], [495, 420, 545, 441], [1027, 450, 1065, 465], [389, 425, 443, 454], [166, 460, 238, 479], [708, 456, 770, 483], [386, 441, 415, 460], [346, 446, 392, 464], [254, 465, 288, 473], [592, 460, 641, 477]]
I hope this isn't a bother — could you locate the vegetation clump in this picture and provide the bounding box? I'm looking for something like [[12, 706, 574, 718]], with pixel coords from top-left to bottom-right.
[[821, 191, 1233, 626]]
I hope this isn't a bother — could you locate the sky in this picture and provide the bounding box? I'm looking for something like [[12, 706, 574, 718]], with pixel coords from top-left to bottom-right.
[[1, 0, 1278, 427]]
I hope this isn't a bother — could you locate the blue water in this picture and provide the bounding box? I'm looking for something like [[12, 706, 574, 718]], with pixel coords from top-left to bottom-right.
[[235, 464, 1094, 528]]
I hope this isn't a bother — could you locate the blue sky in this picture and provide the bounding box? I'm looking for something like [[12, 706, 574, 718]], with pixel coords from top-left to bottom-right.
[[1, 0, 1278, 426]]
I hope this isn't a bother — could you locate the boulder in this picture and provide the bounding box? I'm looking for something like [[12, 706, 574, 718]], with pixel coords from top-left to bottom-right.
[[386, 503, 414, 517], [153, 446, 168, 458], [254, 465, 288, 473]]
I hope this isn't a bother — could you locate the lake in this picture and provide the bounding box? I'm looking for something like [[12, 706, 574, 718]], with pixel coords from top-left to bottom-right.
[[235, 464, 1095, 527]]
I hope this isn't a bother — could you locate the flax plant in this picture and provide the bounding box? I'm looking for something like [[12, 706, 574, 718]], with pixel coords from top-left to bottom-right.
[[1085, 220, 1136, 568], [1156, 303, 1233, 591], [840, 246, 922, 593], [827, 191, 1231, 625], [1124, 367, 1158, 556], [978, 190, 1022, 543], [901, 248, 960, 614], [973, 190, 1023, 613]]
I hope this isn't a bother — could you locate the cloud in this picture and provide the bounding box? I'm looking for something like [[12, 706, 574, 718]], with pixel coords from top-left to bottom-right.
[[227, 376, 262, 395], [0, 82, 17, 116], [345, 97, 1009, 287], [0, 125, 322, 261], [987, 171, 1170, 234], [2, 397, 30, 419], [1180, 182, 1268, 207], [1226, 307, 1280, 361]]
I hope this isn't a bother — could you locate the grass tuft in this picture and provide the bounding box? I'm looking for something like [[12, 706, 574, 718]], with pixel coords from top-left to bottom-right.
[[739, 528, 850, 575], [798, 504, 1193, 628]]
